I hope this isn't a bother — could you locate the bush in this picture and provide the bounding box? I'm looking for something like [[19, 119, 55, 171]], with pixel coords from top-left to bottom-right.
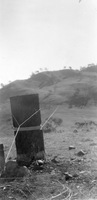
[[52, 117, 63, 126], [67, 87, 97, 107], [43, 117, 63, 133]]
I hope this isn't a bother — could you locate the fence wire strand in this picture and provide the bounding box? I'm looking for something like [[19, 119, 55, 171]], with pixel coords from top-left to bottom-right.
[[5, 109, 41, 162], [5, 106, 58, 162]]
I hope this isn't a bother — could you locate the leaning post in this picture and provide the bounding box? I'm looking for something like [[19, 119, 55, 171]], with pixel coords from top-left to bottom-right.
[[0, 144, 5, 172], [10, 94, 45, 166]]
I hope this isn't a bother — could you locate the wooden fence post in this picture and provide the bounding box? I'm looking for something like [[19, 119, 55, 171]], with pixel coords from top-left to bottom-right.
[[0, 144, 5, 172], [10, 94, 45, 166]]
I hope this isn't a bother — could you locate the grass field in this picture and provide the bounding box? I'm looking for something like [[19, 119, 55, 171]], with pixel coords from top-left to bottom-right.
[[0, 105, 97, 199]]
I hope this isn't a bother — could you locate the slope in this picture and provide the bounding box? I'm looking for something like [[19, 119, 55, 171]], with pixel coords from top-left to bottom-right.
[[0, 67, 97, 136]]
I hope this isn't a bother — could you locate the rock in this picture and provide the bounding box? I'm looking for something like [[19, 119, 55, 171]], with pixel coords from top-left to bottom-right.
[[73, 173, 79, 178], [36, 160, 44, 166], [1, 160, 29, 178], [3, 185, 11, 191], [69, 146, 75, 150], [51, 156, 59, 163], [77, 150, 85, 156], [33, 160, 44, 171], [8, 196, 15, 200], [4, 160, 18, 177], [64, 172, 73, 181], [16, 166, 29, 177], [79, 170, 86, 174]]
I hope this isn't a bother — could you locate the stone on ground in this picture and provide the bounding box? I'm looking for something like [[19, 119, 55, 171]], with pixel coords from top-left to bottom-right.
[[77, 150, 85, 156], [1, 160, 29, 178], [69, 146, 75, 150]]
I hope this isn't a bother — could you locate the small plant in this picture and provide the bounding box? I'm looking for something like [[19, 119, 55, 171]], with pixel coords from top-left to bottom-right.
[[43, 117, 63, 133], [52, 117, 63, 126], [43, 121, 55, 133]]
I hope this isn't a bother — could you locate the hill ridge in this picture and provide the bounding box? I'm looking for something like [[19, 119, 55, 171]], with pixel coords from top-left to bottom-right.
[[0, 66, 97, 106]]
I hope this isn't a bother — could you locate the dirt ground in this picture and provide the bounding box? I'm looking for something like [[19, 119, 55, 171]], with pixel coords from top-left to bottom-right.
[[0, 106, 97, 200]]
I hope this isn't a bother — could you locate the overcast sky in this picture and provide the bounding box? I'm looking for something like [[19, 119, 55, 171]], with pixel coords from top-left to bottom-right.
[[0, 0, 97, 84]]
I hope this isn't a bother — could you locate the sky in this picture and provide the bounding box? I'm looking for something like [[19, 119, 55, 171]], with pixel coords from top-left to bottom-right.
[[0, 0, 97, 84]]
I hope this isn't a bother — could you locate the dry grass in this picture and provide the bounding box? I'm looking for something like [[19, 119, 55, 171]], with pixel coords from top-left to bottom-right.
[[0, 106, 97, 199]]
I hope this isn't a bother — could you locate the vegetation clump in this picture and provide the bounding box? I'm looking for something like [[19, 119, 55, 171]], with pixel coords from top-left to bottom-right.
[[67, 87, 97, 108], [43, 117, 63, 133]]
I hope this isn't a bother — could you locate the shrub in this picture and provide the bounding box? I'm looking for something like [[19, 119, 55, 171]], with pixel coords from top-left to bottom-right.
[[43, 117, 63, 133], [52, 117, 63, 126]]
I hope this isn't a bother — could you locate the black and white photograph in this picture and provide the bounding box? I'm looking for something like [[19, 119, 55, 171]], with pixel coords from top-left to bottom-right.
[[0, 0, 97, 199]]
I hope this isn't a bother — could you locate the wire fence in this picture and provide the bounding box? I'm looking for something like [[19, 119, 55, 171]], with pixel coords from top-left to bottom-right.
[[5, 106, 59, 162]]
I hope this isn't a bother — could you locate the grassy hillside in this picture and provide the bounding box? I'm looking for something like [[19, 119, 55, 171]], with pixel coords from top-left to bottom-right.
[[0, 66, 97, 200], [0, 66, 97, 105], [0, 66, 97, 136]]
